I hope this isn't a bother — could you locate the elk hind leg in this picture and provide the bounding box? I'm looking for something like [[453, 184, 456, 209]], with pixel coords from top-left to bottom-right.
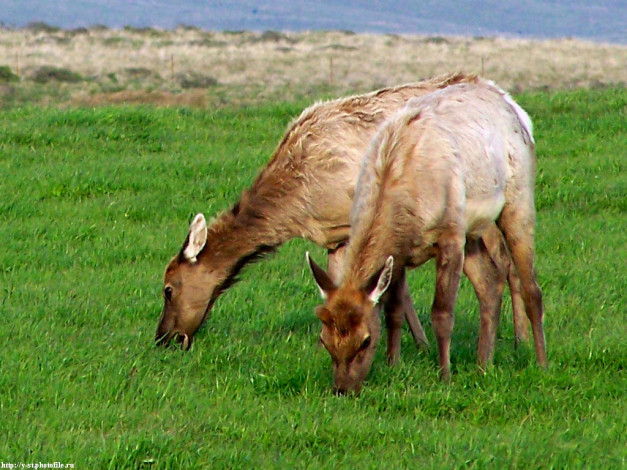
[[498, 206, 548, 368], [398, 277, 429, 351], [482, 226, 530, 346], [463, 232, 506, 371], [507, 255, 530, 346]]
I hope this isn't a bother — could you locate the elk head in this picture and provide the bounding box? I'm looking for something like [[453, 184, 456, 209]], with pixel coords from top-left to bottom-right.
[[306, 252, 394, 395], [155, 213, 221, 350]]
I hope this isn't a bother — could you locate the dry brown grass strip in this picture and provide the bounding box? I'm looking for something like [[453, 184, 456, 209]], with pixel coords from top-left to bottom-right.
[[77, 89, 208, 108], [1, 27, 624, 107]]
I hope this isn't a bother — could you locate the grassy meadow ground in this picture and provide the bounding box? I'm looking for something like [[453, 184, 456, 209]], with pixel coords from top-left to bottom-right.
[[0, 78, 625, 467]]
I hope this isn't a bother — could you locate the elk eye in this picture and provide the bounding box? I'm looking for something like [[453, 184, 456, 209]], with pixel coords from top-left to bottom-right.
[[360, 335, 371, 351], [164, 286, 173, 301]]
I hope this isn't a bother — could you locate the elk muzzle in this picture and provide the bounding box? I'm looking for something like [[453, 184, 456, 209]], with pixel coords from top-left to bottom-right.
[[155, 310, 194, 351], [332, 361, 366, 396], [155, 330, 193, 351]]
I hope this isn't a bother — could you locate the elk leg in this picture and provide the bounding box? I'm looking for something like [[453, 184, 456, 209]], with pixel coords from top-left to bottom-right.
[[432, 234, 465, 381], [383, 278, 405, 365], [482, 225, 530, 346], [463, 232, 506, 370], [398, 277, 429, 351], [498, 206, 548, 368], [508, 262, 530, 345]]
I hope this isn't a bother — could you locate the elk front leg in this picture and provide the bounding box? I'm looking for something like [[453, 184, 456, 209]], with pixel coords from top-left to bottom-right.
[[382, 268, 429, 365], [431, 234, 465, 381], [383, 280, 405, 365]]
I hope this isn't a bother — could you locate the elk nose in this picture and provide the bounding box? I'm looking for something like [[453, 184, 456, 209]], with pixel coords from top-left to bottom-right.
[[176, 333, 192, 351], [334, 387, 347, 396], [182, 334, 191, 351]]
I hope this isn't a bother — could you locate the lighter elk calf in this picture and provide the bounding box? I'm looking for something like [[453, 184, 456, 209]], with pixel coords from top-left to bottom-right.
[[155, 73, 528, 355], [308, 81, 547, 394]]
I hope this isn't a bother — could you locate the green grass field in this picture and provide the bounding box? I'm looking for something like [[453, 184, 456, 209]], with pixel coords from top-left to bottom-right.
[[0, 87, 625, 469]]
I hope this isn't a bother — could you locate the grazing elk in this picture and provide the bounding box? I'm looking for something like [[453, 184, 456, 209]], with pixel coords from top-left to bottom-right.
[[156, 73, 528, 355], [307, 81, 547, 394]]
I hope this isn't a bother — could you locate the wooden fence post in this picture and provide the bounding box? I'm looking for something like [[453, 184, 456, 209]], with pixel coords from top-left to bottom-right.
[[329, 56, 334, 85], [171, 54, 175, 84]]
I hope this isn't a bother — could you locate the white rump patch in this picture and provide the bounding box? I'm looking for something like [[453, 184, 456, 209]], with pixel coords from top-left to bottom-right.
[[503, 93, 535, 144], [488, 80, 535, 144]]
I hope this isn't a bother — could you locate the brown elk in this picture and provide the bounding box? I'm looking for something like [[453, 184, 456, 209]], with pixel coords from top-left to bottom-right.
[[307, 80, 547, 394], [155, 73, 528, 356]]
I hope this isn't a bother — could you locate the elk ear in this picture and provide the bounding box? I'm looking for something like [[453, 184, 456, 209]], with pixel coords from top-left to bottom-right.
[[366, 256, 394, 304], [306, 252, 336, 300], [183, 213, 207, 263], [315, 306, 334, 327]]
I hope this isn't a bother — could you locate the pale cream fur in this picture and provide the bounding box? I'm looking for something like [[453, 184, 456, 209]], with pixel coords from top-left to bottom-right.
[[346, 81, 535, 283], [321, 80, 548, 389]]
